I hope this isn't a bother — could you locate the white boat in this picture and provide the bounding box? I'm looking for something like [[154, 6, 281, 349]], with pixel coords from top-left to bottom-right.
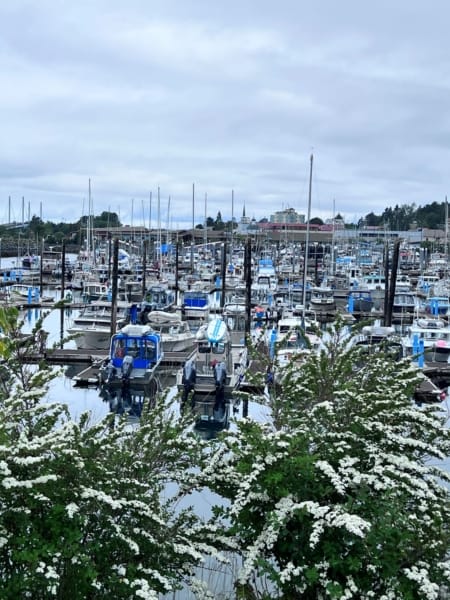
[[351, 324, 403, 360], [181, 288, 210, 330], [145, 310, 196, 353], [360, 273, 386, 291], [8, 283, 36, 298], [269, 312, 321, 368], [251, 258, 278, 302], [401, 317, 450, 363], [81, 281, 110, 303], [392, 291, 418, 317], [309, 286, 336, 311], [66, 299, 129, 350], [144, 284, 175, 311], [176, 317, 248, 425]]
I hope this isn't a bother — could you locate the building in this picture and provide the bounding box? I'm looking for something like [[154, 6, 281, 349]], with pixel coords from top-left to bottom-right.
[[270, 207, 305, 224]]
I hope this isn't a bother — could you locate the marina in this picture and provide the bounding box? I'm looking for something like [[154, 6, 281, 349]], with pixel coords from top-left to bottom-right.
[[3, 235, 450, 424]]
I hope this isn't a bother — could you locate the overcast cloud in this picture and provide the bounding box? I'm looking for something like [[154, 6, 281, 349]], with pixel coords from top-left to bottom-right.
[[1, 0, 449, 228]]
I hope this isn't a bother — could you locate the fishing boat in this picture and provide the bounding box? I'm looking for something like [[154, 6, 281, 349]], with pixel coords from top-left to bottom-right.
[[144, 284, 175, 312], [81, 281, 110, 303], [423, 296, 450, 317], [401, 317, 450, 363], [251, 258, 278, 303], [392, 290, 418, 320], [347, 289, 374, 313], [22, 254, 40, 270], [182, 288, 210, 318], [309, 286, 336, 312], [177, 317, 247, 429], [181, 288, 211, 332], [98, 324, 163, 393]]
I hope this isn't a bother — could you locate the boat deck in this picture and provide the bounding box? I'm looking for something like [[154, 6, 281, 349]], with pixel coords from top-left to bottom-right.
[[72, 349, 196, 387]]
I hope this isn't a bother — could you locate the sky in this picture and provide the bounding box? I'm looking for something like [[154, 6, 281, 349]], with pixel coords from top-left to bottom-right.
[[1, 0, 450, 229]]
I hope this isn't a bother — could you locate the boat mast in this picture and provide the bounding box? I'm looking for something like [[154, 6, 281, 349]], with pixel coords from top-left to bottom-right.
[[191, 183, 195, 274], [230, 189, 234, 265], [302, 153, 313, 317], [157, 186, 161, 267], [445, 196, 448, 270], [330, 198, 335, 277], [204, 192, 207, 248], [87, 178, 93, 264]]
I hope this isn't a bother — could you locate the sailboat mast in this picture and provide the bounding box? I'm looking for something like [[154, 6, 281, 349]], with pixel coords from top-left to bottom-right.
[[231, 189, 234, 266], [157, 187, 161, 266], [204, 192, 207, 247], [331, 198, 336, 277], [191, 183, 195, 273], [302, 154, 313, 315], [445, 196, 448, 267], [87, 179, 91, 263]]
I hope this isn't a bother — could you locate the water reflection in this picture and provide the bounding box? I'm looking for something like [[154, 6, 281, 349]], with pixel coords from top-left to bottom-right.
[[99, 384, 153, 419]]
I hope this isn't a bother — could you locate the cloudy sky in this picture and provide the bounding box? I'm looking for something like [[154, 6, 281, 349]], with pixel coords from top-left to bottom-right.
[[1, 0, 449, 228]]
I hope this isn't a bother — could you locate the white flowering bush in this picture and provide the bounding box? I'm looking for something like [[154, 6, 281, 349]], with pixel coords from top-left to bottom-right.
[[201, 320, 450, 598], [0, 307, 217, 598]]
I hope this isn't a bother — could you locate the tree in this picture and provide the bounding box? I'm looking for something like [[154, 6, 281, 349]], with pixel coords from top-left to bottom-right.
[[364, 212, 381, 227], [214, 211, 225, 231], [0, 307, 219, 598], [93, 211, 122, 228], [202, 322, 450, 598]]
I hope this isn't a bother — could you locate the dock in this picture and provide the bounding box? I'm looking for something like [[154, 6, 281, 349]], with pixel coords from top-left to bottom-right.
[[71, 348, 196, 387]]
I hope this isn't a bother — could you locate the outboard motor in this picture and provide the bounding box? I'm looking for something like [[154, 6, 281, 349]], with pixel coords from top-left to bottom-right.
[[103, 359, 118, 384], [121, 355, 134, 380], [181, 359, 196, 404], [213, 361, 227, 410]]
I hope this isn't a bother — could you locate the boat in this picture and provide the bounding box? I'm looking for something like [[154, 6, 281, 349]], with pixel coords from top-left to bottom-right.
[[351, 324, 403, 360], [7, 283, 53, 303], [251, 258, 278, 303], [144, 284, 175, 312], [145, 310, 196, 353], [309, 286, 336, 312], [401, 317, 450, 363], [423, 296, 450, 316], [8, 283, 39, 298], [223, 299, 248, 343], [22, 254, 40, 270], [81, 281, 110, 303], [360, 273, 386, 291], [41, 249, 63, 277], [181, 288, 211, 332], [98, 323, 163, 392], [347, 289, 374, 313], [392, 291, 418, 319], [275, 328, 320, 369], [176, 317, 248, 427], [268, 311, 321, 366], [351, 324, 445, 403], [66, 299, 129, 350]]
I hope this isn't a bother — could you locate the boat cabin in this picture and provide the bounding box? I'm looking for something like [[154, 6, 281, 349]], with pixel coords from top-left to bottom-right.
[[110, 325, 161, 368], [99, 324, 163, 391]]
